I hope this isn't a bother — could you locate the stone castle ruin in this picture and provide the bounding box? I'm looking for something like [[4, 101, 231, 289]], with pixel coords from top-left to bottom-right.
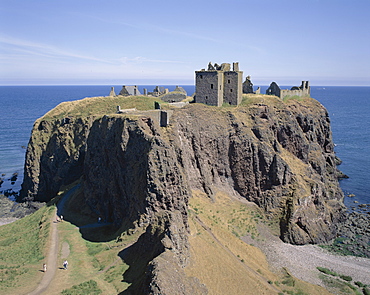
[[111, 62, 310, 109], [266, 81, 310, 98], [195, 62, 243, 106]]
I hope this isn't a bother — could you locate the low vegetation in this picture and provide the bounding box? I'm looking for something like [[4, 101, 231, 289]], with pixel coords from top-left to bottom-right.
[[317, 266, 369, 295], [61, 280, 102, 295]]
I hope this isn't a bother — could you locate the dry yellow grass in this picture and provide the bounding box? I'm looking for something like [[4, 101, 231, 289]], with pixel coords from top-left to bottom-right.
[[185, 190, 332, 295]]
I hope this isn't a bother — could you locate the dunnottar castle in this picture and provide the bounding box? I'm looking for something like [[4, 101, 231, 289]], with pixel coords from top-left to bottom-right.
[[114, 62, 310, 107]]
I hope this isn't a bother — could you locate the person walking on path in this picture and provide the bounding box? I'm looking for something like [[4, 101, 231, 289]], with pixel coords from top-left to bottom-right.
[[43, 263, 47, 272], [63, 260, 68, 270]]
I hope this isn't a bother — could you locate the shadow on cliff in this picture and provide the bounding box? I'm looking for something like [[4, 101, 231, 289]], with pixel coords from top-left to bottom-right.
[[117, 225, 165, 294], [55, 182, 133, 242], [20, 119, 86, 203]]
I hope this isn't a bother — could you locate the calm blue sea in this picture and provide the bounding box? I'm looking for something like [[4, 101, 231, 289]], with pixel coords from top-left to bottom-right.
[[0, 85, 369, 209]]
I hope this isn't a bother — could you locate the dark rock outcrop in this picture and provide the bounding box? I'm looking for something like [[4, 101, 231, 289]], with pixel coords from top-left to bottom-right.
[[19, 96, 345, 293]]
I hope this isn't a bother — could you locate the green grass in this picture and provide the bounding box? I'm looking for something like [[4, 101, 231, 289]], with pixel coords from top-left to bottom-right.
[[319, 274, 361, 295], [42, 95, 166, 120], [0, 205, 53, 264], [0, 204, 54, 293], [317, 266, 338, 277], [339, 275, 353, 282], [61, 280, 102, 295], [282, 95, 310, 102], [316, 267, 368, 295], [319, 236, 370, 258]]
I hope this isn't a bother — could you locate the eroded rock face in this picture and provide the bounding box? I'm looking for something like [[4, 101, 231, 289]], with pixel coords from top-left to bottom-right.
[[171, 102, 344, 245], [20, 97, 345, 293]]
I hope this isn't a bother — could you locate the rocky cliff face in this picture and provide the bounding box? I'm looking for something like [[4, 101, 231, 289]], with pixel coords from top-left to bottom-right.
[[20, 96, 345, 293]]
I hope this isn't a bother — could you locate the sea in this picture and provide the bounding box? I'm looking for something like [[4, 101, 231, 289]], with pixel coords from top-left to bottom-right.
[[0, 85, 369, 210]]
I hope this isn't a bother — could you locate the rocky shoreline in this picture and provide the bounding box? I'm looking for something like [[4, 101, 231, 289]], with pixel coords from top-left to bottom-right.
[[325, 210, 370, 258], [0, 194, 42, 225]]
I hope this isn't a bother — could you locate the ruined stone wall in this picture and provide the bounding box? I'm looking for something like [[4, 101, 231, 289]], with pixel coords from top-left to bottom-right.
[[195, 71, 223, 106], [267, 81, 310, 99], [280, 85, 310, 98], [280, 89, 304, 98]]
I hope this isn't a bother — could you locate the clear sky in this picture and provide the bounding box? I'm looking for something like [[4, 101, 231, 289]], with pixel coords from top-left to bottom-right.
[[1, 0, 369, 86]]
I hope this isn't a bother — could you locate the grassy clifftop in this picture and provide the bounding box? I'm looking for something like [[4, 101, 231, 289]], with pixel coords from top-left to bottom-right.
[[39, 93, 316, 121], [41, 95, 162, 121]]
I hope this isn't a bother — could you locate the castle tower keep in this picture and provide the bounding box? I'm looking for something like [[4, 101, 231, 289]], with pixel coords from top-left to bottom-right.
[[195, 62, 243, 106]]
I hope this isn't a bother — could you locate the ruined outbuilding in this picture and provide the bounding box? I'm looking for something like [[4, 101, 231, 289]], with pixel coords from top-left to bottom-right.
[[242, 76, 254, 94], [195, 62, 243, 106], [160, 86, 187, 103], [266, 81, 310, 98], [119, 85, 141, 96]]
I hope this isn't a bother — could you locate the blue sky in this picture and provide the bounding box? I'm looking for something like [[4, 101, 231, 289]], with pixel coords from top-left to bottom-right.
[[1, 0, 369, 86]]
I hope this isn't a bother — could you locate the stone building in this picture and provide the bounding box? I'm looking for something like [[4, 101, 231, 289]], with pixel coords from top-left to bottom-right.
[[266, 81, 310, 98], [242, 76, 254, 94], [195, 62, 243, 106], [148, 86, 168, 97], [119, 85, 141, 96], [160, 86, 187, 103]]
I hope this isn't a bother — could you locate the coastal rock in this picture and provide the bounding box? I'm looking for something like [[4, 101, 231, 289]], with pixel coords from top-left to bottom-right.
[[19, 95, 346, 292], [333, 211, 370, 257]]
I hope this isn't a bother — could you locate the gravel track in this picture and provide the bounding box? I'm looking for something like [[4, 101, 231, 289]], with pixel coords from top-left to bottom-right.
[[243, 225, 370, 288]]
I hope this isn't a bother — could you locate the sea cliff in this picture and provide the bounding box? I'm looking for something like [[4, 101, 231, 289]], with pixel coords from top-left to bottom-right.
[[19, 94, 345, 293]]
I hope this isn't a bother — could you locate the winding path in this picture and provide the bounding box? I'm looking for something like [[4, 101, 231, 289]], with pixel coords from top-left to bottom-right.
[[26, 211, 59, 295], [25, 185, 90, 294]]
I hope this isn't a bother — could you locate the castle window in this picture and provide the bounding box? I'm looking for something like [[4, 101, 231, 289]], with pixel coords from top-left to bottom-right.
[[211, 84, 214, 89], [228, 80, 230, 83], [230, 89, 233, 92], [220, 85, 221, 90], [200, 75, 203, 79]]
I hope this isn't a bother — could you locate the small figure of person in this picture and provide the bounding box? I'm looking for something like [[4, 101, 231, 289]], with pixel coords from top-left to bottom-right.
[[63, 260, 68, 270], [60, 215, 64, 222], [43, 263, 47, 272], [98, 217, 101, 223], [56, 216, 60, 222]]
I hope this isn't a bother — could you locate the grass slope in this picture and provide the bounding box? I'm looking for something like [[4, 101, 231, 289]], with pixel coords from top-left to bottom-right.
[[185, 190, 332, 295], [0, 203, 54, 294]]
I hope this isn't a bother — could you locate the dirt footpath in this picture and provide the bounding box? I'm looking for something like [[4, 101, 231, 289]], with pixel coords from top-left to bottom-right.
[[27, 211, 59, 295]]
